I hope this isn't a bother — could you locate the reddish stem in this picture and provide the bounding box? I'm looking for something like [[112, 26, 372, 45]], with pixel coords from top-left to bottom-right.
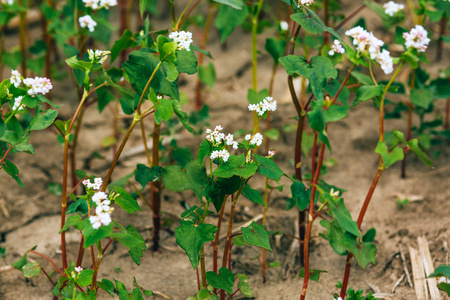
[[300, 142, 325, 300], [29, 250, 65, 276], [334, 4, 366, 31], [0, 145, 13, 166], [445, 98, 450, 130], [339, 168, 383, 298]]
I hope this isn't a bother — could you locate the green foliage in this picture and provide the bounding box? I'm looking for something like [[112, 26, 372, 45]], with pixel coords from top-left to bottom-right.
[[280, 55, 338, 101], [299, 268, 327, 282], [135, 164, 162, 189], [206, 267, 235, 293], [203, 176, 242, 211], [83, 223, 114, 248], [237, 273, 253, 297], [163, 160, 208, 200], [255, 154, 284, 181], [175, 220, 218, 269], [291, 8, 344, 43], [375, 141, 404, 169], [198, 63, 216, 88], [214, 4, 248, 43], [241, 222, 272, 251], [112, 224, 146, 265], [114, 186, 143, 213], [242, 183, 264, 205], [212, 154, 258, 179], [429, 265, 450, 295]]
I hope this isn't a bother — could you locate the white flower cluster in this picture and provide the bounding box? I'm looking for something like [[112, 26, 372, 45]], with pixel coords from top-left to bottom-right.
[[267, 150, 275, 158], [245, 133, 263, 147], [1, 0, 13, 5], [280, 21, 289, 32], [89, 191, 113, 229], [168, 31, 193, 51], [23, 77, 53, 95], [79, 15, 97, 32], [298, 0, 314, 6], [210, 149, 230, 163], [83, 177, 103, 190], [206, 125, 238, 149], [383, 1, 404, 16], [248, 96, 277, 116], [328, 40, 345, 56], [12, 96, 24, 111], [75, 266, 83, 273], [403, 25, 430, 53], [345, 26, 393, 74], [83, 0, 117, 10], [10, 70, 21, 87], [88, 49, 111, 64]]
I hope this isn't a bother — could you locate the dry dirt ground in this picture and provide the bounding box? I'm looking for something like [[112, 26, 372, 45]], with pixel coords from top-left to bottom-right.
[[1, 1, 449, 299]]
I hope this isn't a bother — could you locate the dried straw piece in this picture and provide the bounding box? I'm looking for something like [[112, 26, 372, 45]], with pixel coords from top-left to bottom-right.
[[409, 246, 428, 300], [417, 236, 441, 300]]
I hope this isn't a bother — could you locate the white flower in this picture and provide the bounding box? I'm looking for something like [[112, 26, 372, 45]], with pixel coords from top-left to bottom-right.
[[168, 31, 193, 51], [403, 25, 430, 53], [249, 133, 263, 146], [383, 1, 404, 16], [82, 0, 98, 9], [248, 96, 277, 116], [206, 125, 226, 146], [245, 134, 251, 141], [79, 15, 97, 32], [267, 150, 275, 157], [12, 96, 25, 111], [22, 77, 53, 95], [210, 149, 230, 162], [1, 0, 14, 5], [346, 26, 384, 57], [92, 191, 108, 205], [375, 49, 394, 75], [280, 21, 289, 31], [89, 215, 102, 229], [10, 70, 22, 87], [87, 49, 111, 64], [75, 266, 83, 273], [99, 0, 117, 9], [298, 0, 314, 6], [83, 177, 103, 190], [328, 40, 345, 56]]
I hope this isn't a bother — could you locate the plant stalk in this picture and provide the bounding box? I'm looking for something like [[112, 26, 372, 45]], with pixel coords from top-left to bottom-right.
[[151, 121, 161, 251]]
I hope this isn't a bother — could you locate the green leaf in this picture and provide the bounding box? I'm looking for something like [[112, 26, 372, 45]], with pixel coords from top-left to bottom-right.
[[172, 100, 193, 132], [197, 139, 211, 165], [198, 62, 216, 88], [175, 220, 217, 269], [429, 265, 450, 279], [2, 159, 24, 187], [127, 226, 146, 265], [340, 232, 377, 269], [98, 278, 115, 297], [175, 49, 198, 75], [212, 154, 258, 179], [237, 274, 253, 297], [241, 221, 272, 251], [265, 37, 286, 65], [214, 4, 248, 43], [206, 267, 235, 294], [110, 30, 135, 63], [150, 95, 174, 125], [247, 88, 270, 105], [330, 198, 360, 238], [213, 0, 244, 9], [437, 283, 450, 296], [308, 105, 331, 151], [59, 215, 86, 233], [163, 60, 178, 82], [291, 181, 310, 211], [264, 128, 280, 141], [291, 8, 345, 43], [77, 269, 94, 287], [255, 154, 284, 181], [375, 141, 404, 169], [22, 262, 41, 278], [203, 176, 242, 212], [410, 88, 433, 109], [133, 277, 153, 296], [320, 220, 348, 256], [65, 56, 93, 72], [114, 186, 143, 213], [67, 199, 88, 215], [299, 268, 327, 282], [392, 130, 432, 167], [12, 251, 29, 270], [135, 164, 161, 189], [351, 71, 374, 86], [242, 184, 264, 206], [123, 48, 179, 100], [269, 261, 281, 268], [163, 161, 208, 200], [83, 223, 114, 248], [29, 108, 58, 131], [353, 85, 383, 106], [362, 228, 376, 243], [280, 55, 337, 101]]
